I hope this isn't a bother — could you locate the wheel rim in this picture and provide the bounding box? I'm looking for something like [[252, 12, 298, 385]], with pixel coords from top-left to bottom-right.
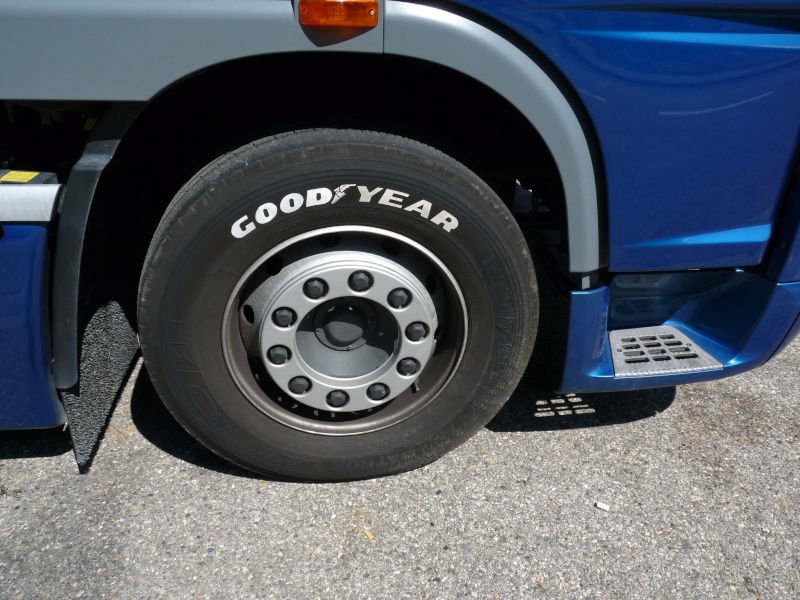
[[221, 226, 468, 435], [255, 250, 438, 412]]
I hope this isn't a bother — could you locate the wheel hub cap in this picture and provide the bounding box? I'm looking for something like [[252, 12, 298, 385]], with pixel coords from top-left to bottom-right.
[[313, 298, 377, 351]]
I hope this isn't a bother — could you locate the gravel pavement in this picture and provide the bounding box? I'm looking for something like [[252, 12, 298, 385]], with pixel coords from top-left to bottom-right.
[[2, 337, 799, 599]]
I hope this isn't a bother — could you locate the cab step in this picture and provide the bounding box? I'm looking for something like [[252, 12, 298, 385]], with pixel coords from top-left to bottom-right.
[[609, 326, 721, 377]]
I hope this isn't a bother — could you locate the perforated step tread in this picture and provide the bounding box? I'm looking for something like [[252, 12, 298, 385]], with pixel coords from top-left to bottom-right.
[[609, 326, 721, 377]]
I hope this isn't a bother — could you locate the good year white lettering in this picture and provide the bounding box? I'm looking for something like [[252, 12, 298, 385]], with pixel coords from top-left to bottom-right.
[[231, 184, 459, 238]]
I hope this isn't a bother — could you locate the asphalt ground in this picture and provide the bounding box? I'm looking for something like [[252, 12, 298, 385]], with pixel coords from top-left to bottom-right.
[[1, 335, 799, 599]]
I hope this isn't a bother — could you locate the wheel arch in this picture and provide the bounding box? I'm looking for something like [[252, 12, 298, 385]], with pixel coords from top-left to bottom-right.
[[51, 3, 607, 388], [385, 1, 607, 277]]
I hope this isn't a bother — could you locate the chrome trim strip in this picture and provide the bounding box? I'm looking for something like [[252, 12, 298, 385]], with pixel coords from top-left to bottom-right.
[[0, 184, 61, 222]]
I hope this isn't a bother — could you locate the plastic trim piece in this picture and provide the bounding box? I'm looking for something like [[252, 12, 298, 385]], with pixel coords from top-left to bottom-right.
[[51, 140, 120, 389], [51, 103, 143, 390], [0, 184, 61, 222], [385, 1, 602, 273]]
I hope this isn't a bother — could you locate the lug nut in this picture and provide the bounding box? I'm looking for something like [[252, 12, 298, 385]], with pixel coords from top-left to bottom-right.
[[272, 308, 296, 327], [267, 346, 290, 365], [326, 390, 349, 408], [388, 288, 411, 308], [349, 271, 373, 292], [405, 322, 428, 342], [288, 377, 311, 394], [304, 278, 327, 299], [397, 358, 420, 376], [367, 383, 389, 401]]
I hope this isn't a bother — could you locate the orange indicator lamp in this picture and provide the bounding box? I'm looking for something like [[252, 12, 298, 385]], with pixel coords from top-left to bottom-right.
[[299, 0, 379, 28]]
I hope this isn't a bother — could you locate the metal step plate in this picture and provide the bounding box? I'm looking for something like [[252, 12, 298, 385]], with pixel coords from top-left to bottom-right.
[[609, 326, 722, 377]]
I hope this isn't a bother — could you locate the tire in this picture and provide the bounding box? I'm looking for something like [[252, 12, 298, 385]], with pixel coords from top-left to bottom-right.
[[138, 129, 538, 481]]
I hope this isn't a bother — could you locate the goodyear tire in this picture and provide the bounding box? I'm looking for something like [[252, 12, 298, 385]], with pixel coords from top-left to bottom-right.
[[138, 130, 538, 480]]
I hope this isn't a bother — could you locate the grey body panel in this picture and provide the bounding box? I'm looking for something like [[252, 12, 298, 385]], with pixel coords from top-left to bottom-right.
[[385, 2, 601, 274], [0, 0, 382, 101], [0, 184, 60, 222], [1, 0, 601, 274]]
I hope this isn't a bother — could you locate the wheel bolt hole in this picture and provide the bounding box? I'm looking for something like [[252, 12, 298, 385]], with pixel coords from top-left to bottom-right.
[[268, 346, 291, 365], [242, 304, 256, 325], [272, 307, 296, 327], [405, 322, 428, 342], [348, 271, 373, 292], [288, 377, 311, 395], [387, 288, 411, 309], [326, 390, 349, 408], [367, 383, 389, 401], [397, 358, 420, 376], [304, 278, 328, 299]]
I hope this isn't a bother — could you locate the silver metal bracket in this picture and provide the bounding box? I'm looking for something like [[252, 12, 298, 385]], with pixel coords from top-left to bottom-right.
[[0, 170, 60, 222]]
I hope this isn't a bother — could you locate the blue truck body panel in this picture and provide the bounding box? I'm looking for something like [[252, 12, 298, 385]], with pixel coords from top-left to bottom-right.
[[448, 0, 800, 272], [559, 277, 800, 393], [0, 225, 64, 429], [768, 156, 800, 283]]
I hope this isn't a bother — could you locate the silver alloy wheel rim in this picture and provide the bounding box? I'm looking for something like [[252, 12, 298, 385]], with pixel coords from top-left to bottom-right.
[[256, 251, 438, 412], [221, 226, 468, 436]]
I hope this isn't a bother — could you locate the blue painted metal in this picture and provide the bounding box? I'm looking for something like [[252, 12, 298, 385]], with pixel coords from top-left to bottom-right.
[[767, 156, 800, 283], [0, 225, 65, 429], [608, 271, 738, 328], [771, 313, 800, 359], [450, 1, 800, 272], [559, 288, 616, 390], [559, 275, 800, 393], [627, 225, 772, 249]]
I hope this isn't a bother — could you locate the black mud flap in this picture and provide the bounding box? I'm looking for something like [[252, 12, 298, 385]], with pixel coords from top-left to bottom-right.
[[59, 301, 139, 471]]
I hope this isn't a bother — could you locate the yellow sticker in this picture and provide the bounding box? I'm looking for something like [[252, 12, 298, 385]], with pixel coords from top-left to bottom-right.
[[1, 171, 40, 183]]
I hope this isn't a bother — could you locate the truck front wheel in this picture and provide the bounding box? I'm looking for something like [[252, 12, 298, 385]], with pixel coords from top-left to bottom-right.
[[137, 129, 538, 480]]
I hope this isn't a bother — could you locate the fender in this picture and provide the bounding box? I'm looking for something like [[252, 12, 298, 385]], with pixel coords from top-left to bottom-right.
[[51, 104, 144, 389], [40, 0, 605, 386], [384, 1, 603, 276]]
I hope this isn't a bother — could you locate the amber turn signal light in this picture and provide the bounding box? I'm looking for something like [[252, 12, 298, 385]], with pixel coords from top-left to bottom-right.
[[299, 0, 379, 28]]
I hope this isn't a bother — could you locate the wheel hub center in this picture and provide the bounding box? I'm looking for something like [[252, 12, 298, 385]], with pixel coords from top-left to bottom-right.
[[323, 315, 363, 346], [314, 299, 376, 350]]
